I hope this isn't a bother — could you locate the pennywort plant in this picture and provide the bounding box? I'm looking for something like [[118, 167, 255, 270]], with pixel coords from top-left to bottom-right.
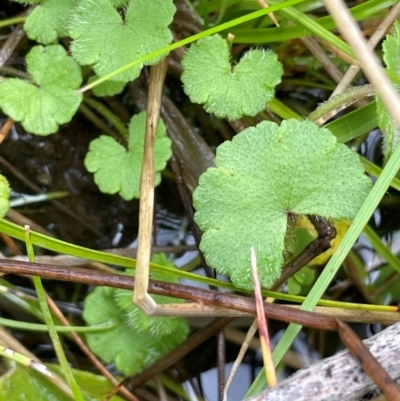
[[193, 119, 372, 289], [0, 0, 396, 394], [83, 253, 189, 375]]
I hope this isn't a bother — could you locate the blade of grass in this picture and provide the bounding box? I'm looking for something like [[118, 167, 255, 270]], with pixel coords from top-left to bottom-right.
[[0, 345, 54, 377], [0, 316, 117, 333], [363, 225, 400, 274], [232, 0, 396, 43], [245, 123, 400, 397], [24, 226, 85, 401], [0, 16, 26, 28], [9, 191, 68, 208], [1, 220, 398, 310], [82, 97, 129, 141], [267, 98, 303, 120], [361, 157, 400, 192], [326, 101, 377, 143]]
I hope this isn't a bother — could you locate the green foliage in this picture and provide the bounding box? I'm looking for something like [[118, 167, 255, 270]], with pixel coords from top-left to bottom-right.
[[0, 175, 10, 219], [49, 364, 125, 401], [367, 263, 400, 305], [377, 21, 400, 163], [287, 266, 315, 295], [84, 111, 172, 200], [0, 361, 124, 401], [15, 0, 77, 44], [193, 119, 373, 290], [83, 254, 190, 375], [69, 0, 176, 83], [88, 75, 125, 97], [0, 45, 82, 135], [286, 226, 316, 295], [181, 34, 283, 120]]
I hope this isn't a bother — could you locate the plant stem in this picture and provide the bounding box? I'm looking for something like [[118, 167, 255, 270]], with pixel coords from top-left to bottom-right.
[[25, 227, 86, 401]]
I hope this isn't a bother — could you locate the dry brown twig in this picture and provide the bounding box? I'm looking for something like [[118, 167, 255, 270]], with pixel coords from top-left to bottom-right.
[[250, 248, 276, 387], [246, 322, 400, 401], [323, 0, 400, 127]]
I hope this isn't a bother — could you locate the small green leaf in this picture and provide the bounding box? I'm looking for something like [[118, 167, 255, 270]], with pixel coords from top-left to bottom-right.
[[0, 175, 10, 218], [287, 266, 315, 295], [0, 360, 124, 401], [193, 119, 372, 290], [69, 0, 176, 83], [377, 21, 400, 163], [83, 254, 189, 375], [22, 0, 78, 44], [0, 45, 83, 135], [84, 111, 171, 200], [181, 34, 283, 120], [88, 76, 126, 97], [0, 361, 71, 401], [287, 277, 301, 295], [49, 364, 126, 401], [294, 265, 315, 285], [367, 263, 400, 304]]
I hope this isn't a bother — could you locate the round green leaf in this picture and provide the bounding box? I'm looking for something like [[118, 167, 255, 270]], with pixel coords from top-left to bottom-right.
[[193, 119, 373, 290], [84, 111, 172, 200], [88, 75, 125, 97], [24, 0, 78, 44], [83, 255, 189, 375], [69, 0, 176, 83], [181, 34, 283, 120], [0, 45, 82, 135], [0, 175, 10, 218]]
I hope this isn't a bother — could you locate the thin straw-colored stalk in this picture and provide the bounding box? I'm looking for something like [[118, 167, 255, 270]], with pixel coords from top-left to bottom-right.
[[250, 248, 276, 387], [324, 0, 400, 127], [332, 2, 400, 96]]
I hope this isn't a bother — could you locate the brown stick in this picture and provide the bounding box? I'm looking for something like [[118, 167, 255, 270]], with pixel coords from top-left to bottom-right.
[[246, 322, 400, 401], [134, 61, 168, 314], [2, 259, 398, 398], [0, 259, 337, 330], [272, 216, 336, 289], [336, 318, 400, 401]]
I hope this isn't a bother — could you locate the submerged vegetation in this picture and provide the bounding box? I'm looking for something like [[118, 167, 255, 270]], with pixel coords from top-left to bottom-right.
[[0, 0, 399, 400]]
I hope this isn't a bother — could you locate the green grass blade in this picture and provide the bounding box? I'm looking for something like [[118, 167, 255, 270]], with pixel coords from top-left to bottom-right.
[[0, 16, 26, 28], [361, 157, 400, 191], [25, 228, 86, 401], [232, 0, 395, 42], [268, 98, 303, 120], [326, 101, 377, 143], [0, 218, 135, 265], [363, 224, 400, 274], [0, 316, 117, 333], [0, 345, 55, 377], [9, 192, 68, 208]]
